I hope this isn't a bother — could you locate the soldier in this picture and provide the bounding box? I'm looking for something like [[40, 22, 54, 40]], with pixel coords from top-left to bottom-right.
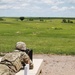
[[0, 41, 33, 75]]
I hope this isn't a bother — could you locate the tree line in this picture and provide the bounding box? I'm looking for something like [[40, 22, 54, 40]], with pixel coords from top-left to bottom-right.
[[62, 19, 73, 23]]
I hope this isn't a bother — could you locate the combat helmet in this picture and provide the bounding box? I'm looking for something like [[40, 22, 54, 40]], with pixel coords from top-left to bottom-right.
[[16, 41, 26, 50]]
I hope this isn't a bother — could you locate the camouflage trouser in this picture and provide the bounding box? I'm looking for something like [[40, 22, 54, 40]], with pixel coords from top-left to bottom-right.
[[0, 64, 15, 75]]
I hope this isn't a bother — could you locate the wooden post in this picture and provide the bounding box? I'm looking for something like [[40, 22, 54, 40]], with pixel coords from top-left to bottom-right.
[[24, 64, 29, 75]]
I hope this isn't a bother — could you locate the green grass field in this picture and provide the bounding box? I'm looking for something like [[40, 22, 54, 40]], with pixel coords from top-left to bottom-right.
[[0, 17, 75, 55]]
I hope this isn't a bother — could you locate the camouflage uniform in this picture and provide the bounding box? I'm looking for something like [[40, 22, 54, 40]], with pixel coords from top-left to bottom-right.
[[0, 64, 14, 75], [0, 42, 33, 75]]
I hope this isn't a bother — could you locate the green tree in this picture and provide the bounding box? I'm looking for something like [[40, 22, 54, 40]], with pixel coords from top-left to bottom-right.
[[19, 17, 24, 21], [29, 18, 33, 21], [68, 19, 73, 23], [62, 19, 67, 23], [0, 18, 4, 21], [68, 19, 70, 23]]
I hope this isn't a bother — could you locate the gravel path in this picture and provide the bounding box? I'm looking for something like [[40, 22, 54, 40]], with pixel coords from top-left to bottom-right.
[[33, 54, 75, 75]]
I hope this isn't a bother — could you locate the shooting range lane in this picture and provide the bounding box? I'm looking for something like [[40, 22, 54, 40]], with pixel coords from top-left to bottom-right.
[[0, 58, 43, 75], [16, 59, 43, 75]]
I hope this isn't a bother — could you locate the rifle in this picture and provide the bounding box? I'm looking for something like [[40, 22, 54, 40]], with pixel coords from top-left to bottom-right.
[[25, 49, 33, 61], [20, 49, 33, 61]]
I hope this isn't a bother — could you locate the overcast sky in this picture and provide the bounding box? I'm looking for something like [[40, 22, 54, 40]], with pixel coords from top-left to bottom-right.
[[0, 0, 75, 17]]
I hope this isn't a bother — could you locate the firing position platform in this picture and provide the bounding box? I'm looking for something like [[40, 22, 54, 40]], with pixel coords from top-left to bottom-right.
[[16, 59, 43, 75], [0, 58, 43, 75]]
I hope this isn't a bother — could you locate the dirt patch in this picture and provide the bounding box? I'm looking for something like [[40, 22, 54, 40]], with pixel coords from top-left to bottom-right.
[[33, 54, 75, 75]]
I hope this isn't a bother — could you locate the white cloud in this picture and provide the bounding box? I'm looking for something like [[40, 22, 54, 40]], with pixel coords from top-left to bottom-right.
[[51, 6, 59, 11], [51, 6, 67, 11], [21, 3, 29, 7], [69, 0, 75, 3], [0, 5, 12, 9], [51, 6, 75, 12], [0, 0, 64, 10], [0, 0, 16, 3], [0, 0, 30, 9], [69, 6, 75, 9], [0, 0, 31, 4], [41, 0, 64, 5], [12, 6, 21, 9], [30, 6, 41, 12]]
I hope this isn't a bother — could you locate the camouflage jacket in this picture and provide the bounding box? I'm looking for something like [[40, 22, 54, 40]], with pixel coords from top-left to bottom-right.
[[0, 51, 33, 73]]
